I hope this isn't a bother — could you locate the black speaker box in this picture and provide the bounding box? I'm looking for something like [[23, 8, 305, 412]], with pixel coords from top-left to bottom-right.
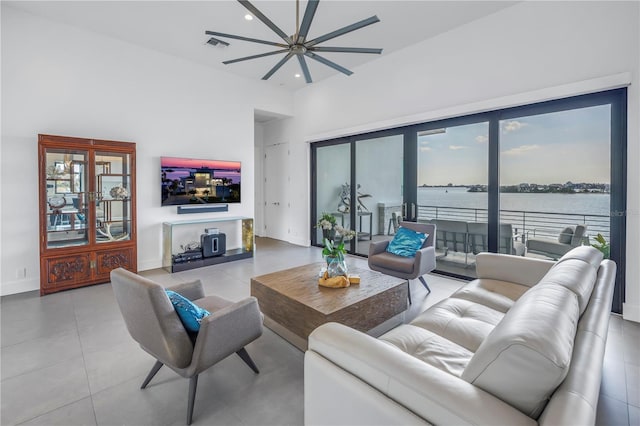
[[201, 233, 226, 257]]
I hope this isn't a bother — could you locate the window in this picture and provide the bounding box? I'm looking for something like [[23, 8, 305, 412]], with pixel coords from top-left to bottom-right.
[[311, 88, 626, 313]]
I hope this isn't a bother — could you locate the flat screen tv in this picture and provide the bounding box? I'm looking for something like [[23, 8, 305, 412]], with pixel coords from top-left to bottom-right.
[[161, 156, 241, 206]]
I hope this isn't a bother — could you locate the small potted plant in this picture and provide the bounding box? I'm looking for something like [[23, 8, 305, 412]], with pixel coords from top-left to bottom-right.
[[316, 212, 337, 241], [591, 233, 610, 259], [321, 225, 356, 277]]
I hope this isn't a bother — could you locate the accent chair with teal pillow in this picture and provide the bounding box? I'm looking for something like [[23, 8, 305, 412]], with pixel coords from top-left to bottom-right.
[[369, 221, 437, 304], [386, 226, 428, 257], [165, 290, 211, 332], [110, 268, 264, 425]]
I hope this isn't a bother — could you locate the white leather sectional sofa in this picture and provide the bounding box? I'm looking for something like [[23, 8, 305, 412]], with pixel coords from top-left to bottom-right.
[[304, 246, 616, 425]]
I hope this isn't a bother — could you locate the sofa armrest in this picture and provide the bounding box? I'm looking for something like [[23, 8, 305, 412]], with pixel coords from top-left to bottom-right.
[[307, 323, 536, 426], [165, 279, 205, 301], [475, 253, 555, 287]]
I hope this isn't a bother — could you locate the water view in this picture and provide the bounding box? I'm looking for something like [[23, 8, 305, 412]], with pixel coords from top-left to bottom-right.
[[418, 186, 610, 216]]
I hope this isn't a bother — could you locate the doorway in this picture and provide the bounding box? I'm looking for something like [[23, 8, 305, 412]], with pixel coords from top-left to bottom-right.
[[264, 142, 289, 241]]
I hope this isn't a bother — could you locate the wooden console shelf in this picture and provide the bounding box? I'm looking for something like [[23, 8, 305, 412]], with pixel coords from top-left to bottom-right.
[[162, 217, 254, 273]]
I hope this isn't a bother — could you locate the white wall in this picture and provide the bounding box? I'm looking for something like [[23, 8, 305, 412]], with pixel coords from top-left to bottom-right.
[[263, 1, 640, 321], [254, 122, 265, 237], [0, 5, 293, 295]]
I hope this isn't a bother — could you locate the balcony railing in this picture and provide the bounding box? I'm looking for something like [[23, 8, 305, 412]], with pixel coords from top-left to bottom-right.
[[417, 205, 610, 242]]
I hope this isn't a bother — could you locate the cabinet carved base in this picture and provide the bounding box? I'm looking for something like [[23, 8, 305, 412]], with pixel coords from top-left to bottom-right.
[[50, 257, 89, 281]]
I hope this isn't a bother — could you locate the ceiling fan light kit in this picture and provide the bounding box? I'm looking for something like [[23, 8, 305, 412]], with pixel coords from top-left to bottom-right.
[[205, 0, 383, 83]]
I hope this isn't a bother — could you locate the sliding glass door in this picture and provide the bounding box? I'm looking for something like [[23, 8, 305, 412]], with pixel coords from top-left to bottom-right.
[[310, 88, 626, 313], [354, 134, 404, 255], [499, 105, 611, 261], [314, 143, 351, 245], [415, 121, 489, 276], [497, 92, 626, 312]]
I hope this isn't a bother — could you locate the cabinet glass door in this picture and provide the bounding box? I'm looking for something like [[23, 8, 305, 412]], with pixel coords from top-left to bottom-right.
[[44, 149, 89, 248], [95, 152, 132, 243]]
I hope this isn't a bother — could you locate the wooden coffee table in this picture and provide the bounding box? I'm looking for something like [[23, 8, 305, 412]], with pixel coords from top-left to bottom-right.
[[251, 261, 408, 350]]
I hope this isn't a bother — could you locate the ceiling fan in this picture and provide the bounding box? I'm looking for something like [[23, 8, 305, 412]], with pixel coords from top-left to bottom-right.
[[205, 0, 382, 83]]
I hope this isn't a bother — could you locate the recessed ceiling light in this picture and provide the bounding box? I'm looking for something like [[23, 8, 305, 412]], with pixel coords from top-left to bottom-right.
[[294, 73, 301, 78], [244, 14, 253, 21]]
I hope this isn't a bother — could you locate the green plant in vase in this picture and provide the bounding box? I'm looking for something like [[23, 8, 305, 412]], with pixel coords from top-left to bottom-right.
[[322, 225, 356, 277], [316, 212, 337, 241], [591, 233, 610, 259]]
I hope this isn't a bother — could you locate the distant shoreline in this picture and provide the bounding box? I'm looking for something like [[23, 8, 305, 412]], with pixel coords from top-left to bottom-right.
[[418, 183, 609, 194]]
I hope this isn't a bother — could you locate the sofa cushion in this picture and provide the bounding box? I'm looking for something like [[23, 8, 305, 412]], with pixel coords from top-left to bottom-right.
[[409, 298, 504, 352], [461, 284, 579, 418], [557, 226, 574, 244], [558, 245, 603, 269], [450, 279, 530, 313], [538, 247, 602, 314], [380, 324, 473, 377]]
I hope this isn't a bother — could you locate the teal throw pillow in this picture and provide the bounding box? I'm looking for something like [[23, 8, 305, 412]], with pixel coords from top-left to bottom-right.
[[386, 227, 428, 257], [165, 290, 210, 332]]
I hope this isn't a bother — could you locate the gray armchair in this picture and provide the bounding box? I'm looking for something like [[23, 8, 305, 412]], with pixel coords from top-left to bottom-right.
[[110, 268, 263, 425], [526, 224, 588, 260], [368, 221, 436, 303]]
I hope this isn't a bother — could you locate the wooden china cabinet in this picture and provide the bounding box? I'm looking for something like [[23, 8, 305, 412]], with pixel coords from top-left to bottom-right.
[[38, 134, 137, 295]]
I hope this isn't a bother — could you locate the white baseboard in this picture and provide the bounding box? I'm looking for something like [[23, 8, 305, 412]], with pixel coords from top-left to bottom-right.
[[623, 303, 640, 323], [288, 236, 311, 247], [138, 259, 163, 272], [1, 278, 40, 296]]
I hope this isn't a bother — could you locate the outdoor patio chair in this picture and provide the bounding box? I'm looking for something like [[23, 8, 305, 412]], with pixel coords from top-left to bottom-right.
[[526, 224, 588, 260], [467, 223, 525, 256]]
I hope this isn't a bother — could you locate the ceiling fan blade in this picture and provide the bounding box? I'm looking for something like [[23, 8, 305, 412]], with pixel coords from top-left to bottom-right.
[[205, 31, 287, 48], [304, 51, 353, 76], [223, 49, 290, 65], [238, 0, 292, 45], [296, 0, 319, 44], [296, 54, 313, 83], [262, 51, 295, 80], [305, 15, 380, 48], [311, 46, 382, 54]]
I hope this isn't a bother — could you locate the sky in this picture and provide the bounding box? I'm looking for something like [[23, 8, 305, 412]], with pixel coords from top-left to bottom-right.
[[161, 157, 241, 183], [418, 104, 611, 186]]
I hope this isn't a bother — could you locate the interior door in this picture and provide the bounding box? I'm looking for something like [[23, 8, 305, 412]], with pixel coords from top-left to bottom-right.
[[264, 143, 289, 241]]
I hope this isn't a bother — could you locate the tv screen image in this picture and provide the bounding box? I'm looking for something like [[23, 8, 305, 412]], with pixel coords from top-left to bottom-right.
[[161, 156, 241, 206]]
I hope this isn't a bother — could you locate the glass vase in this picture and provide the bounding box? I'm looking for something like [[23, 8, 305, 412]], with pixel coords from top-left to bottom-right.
[[326, 256, 348, 278]]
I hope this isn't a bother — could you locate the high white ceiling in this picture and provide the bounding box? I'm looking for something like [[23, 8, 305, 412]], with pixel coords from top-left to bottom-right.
[[6, 1, 517, 91]]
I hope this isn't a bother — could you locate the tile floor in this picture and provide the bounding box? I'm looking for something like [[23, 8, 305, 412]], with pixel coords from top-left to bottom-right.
[[1, 237, 638, 425]]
